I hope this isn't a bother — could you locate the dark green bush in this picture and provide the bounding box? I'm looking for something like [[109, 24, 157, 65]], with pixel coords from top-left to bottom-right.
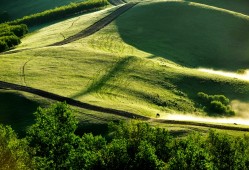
[[0, 35, 20, 48], [0, 23, 28, 52], [197, 92, 235, 116], [0, 40, 8, 51], [9, 24, 28, 37]]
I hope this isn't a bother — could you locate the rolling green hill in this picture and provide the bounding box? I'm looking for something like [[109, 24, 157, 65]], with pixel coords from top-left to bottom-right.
[[116, 1, 249, 71], [1, 0, 249, 135]]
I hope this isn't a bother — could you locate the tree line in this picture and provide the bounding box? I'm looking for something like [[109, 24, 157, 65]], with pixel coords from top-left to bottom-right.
[[8, 0, 109, 27], [1, 102, 249, 169]]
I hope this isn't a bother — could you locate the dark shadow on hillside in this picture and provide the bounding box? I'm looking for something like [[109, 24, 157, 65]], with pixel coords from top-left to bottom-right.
[[0, 90, 40, 136], [115, 1, 249, 71], [71, 56, 134, 99]]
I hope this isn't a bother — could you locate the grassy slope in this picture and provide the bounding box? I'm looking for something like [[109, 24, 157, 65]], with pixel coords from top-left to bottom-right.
[[1, 0, 249, 135], [0, 0, 87, 20], [116, 1, 249, 71]]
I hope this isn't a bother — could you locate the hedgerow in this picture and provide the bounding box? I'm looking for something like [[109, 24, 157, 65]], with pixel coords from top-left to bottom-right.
[[9, 0, 109, 27]]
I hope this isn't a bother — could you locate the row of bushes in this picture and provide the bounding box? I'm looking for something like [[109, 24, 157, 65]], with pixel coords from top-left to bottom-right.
[[0, 24, 28, 52], [1, 102, 248, 169], [197, 92, 235, 116], [9, 0, 109, 27]]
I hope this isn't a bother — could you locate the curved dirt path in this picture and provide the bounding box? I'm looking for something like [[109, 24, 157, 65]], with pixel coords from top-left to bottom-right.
[[51, 3, 137, 46], [0, 80, 249, 132]]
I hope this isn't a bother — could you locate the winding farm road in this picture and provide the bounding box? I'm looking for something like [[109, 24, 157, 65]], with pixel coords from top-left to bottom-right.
[[0, 80, 249, 132], [51, 2, 137, 46]]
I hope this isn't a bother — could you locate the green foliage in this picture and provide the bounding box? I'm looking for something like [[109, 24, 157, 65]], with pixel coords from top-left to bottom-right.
[[0, 40, 8, 51], [9, 24, 28, 37], [169, 133, 213, 170], [0, 23, 28, 52], [1, 103, 249, 169], [134, 141, 165, 170], [197, 92, 235, 116], [10, 0, 109, 27], [71, 133, 106, 169], [27, 102, 79, 169], [0, 124, 32, 169], [101, 139, 130, 170], [207, 130, 249, 170]]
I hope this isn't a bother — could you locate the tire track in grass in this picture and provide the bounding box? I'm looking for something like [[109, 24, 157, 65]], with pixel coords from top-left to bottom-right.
[[50, 3, 137, 46]]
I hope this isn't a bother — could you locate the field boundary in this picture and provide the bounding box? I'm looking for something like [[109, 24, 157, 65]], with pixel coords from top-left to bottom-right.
[[0, 80, 249, 132]]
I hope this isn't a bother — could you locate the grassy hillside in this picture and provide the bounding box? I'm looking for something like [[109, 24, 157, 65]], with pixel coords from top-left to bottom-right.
[[1, 0, 249, 135], [116, 1, 249, 71], [0, 0, 87, 20]]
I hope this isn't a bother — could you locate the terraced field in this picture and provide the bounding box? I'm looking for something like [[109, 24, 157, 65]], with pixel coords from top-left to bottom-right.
[[1, 0, 249, 135]]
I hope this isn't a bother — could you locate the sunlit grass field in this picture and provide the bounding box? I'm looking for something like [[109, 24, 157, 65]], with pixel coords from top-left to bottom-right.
[[1, 0, 249, 135]]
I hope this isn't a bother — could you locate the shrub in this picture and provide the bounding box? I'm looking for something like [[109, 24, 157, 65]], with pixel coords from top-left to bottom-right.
[[197, 92, 235, 116], [9, 24, 28, 37], [0, 35, 20, 48], [0, 23, 28, 52]]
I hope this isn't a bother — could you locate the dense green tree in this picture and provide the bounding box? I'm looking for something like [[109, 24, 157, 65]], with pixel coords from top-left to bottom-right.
[[27, 102, 79, 169], [134, 140, 165, 170], [168, 133, 213, 170], [71, 133, 106, 169], [102, 139, 130, 170], [0, 124, 32, 169]]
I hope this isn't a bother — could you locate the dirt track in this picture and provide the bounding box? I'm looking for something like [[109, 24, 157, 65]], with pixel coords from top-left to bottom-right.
[[51, 2, 137, 46], [0, 81, 148, 120], [1, 80, 249, 132]]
